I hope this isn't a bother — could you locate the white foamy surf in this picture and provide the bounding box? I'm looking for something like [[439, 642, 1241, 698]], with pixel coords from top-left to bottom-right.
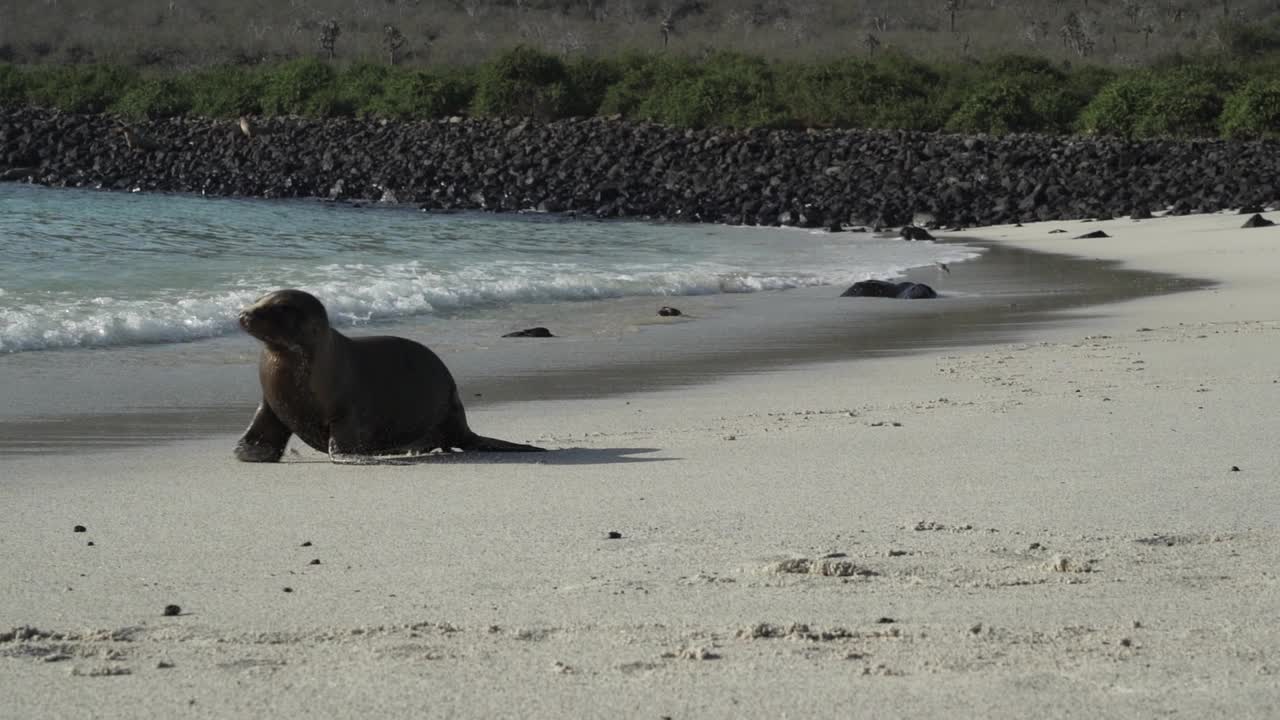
[[0, 185, 980, 353]]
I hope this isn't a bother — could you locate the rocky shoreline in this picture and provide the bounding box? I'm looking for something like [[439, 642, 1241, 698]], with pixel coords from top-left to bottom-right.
[[2, 107, 1278, 227]]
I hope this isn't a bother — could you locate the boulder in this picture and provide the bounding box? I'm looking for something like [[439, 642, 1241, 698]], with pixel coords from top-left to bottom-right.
[[840, 280, 937, 300]]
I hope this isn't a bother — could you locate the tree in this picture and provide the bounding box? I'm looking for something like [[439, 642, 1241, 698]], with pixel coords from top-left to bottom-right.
[[319, 19, 340, 60], [863, 32, 881, 56], [383, 24, 406, 65]]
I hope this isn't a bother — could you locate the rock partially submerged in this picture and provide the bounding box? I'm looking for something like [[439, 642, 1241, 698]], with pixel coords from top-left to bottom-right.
[[899, 225, 935, 241], [841, 280, 938, 299], [503, 327, 555, 338]]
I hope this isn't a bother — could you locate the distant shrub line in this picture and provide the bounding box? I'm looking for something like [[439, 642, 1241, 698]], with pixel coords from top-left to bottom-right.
[[2, 48, 1279, 139]]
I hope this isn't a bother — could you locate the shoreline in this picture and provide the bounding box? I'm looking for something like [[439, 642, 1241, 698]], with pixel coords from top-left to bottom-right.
[[1, 210, 1278, 717], [0, 232, 1207, 455]]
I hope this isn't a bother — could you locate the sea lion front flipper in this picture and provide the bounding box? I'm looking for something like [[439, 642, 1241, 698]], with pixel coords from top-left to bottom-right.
[[234, 401, 291, 463]]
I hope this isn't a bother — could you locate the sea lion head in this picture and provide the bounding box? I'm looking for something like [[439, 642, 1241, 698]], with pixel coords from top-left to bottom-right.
[[239, 289, 331, 353]]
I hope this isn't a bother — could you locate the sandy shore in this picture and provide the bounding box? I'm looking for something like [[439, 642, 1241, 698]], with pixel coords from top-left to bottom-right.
[[2, 212, 1279, 718]]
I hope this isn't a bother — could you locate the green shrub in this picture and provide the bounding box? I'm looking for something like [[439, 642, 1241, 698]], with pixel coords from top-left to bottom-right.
[[633, 52, 782, 128], [946, 79, 1041, 134], [0, 63, 27, 106], [564, 55, 622, 117], [472, 45, 569, 118], [366, 69, 473, 118], [112, 77, 193, 118], [335, 62, 391, 115], [1220, 78, 1280, 138], [1080, 66, 1231, 138], [598, 54, 695, 118], [260, 58, 338, 117], [25, 64, 136, 113], [188, 65, 263, 117]]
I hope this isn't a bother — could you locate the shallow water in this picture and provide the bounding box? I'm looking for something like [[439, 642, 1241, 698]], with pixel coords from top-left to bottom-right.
[[0, 184, 979, 353]]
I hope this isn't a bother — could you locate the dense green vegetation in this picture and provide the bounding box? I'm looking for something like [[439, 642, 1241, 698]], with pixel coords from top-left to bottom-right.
[[2, 47, 1279, 139]]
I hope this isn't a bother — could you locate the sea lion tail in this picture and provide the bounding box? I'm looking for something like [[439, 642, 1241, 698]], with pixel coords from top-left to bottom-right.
[[461, 434, 546, 452]]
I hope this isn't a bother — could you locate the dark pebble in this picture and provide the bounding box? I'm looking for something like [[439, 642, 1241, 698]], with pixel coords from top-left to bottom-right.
[[163, 604, 181, 617], [1231, 465, 1241, 472], [605, 531, 623, 539], [309, 558, 322, 565], [1074, 230, 1111, 239], [283, 587, 294, 593], [73, 525, 86, 533], [658, 306, 683, 317], [876, 617, 896, 624], [87, 541, 95, 547], [300, 541, 312, 547]]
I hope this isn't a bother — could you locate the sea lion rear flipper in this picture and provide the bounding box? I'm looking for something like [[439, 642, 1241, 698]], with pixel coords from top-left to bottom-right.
[[235, 401, 292, 463], [460, 434, 546, 453]]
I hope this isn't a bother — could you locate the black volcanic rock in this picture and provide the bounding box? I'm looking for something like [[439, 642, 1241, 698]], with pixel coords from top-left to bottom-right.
[[841, 280, 937, 299], [503, 327, 555, 338], [3, 108, 1280, 230], [1075, 230, 1111, 239], [899, 226, 935, 241], [1241, 213, 1275, 228]]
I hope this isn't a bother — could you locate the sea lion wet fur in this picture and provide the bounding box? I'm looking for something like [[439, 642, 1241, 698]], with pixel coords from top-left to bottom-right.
[[234, 289, 543, 462]]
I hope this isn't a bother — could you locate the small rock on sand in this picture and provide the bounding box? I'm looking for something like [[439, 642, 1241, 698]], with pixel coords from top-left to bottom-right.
[[73, 525, 86, 533], [163, 605, 181, 617], [1241, 213, 1275, 228], [1075, 230, 1111, 239]]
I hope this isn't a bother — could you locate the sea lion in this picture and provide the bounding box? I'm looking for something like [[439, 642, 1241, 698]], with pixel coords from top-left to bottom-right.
[[235, 289, 543, 462]]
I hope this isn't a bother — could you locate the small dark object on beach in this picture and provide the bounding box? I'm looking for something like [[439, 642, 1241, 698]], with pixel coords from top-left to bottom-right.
[[1049, 229, 1067, 234], [309, 558, 321, 565], [876, 617, 896, 624], [283, 587, 294, 593], [1241, 214, 1275, 228], [87, 541, 95, 547], [1075, 230, 1111, 239], [1231, 465, 1241, 472], [1131, 208, 1153, 220], [841, 280, 937, 300], [658, 306, 682, 317], [899, 226, 934, 241], [606, 531, 623, 539], [503, 327, 555, 338], [163, 605, 181, 617], [74, 525, 86, 532]]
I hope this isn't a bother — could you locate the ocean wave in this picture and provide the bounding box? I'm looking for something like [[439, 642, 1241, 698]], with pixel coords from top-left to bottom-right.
[[0, 254, 976, 353]]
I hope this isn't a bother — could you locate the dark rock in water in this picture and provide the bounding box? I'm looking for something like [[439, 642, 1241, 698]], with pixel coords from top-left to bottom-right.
[[899, 225, 934, 241], [503, 327, 555, 338], [658, 306, 683, 317], [1131, 207, 1153, 220], [841, 280, 937, 300], [1241, 213, 1275, 228], [1075, 230, 1111, 239]]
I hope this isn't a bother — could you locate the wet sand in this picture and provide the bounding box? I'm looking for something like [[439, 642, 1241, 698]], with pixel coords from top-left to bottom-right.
[[0, 238, 1204, 455]]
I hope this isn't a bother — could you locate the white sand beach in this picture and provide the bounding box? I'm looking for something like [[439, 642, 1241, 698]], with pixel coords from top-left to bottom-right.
[[2, 211, 1279, 718]]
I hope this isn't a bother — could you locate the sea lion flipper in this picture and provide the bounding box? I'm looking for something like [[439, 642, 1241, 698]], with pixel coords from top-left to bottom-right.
[[460, 434, 546, 453], [234, 401, 292, 463]]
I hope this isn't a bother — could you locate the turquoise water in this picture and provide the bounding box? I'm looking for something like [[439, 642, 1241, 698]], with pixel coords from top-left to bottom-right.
[[0, 184, 979, 353]]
